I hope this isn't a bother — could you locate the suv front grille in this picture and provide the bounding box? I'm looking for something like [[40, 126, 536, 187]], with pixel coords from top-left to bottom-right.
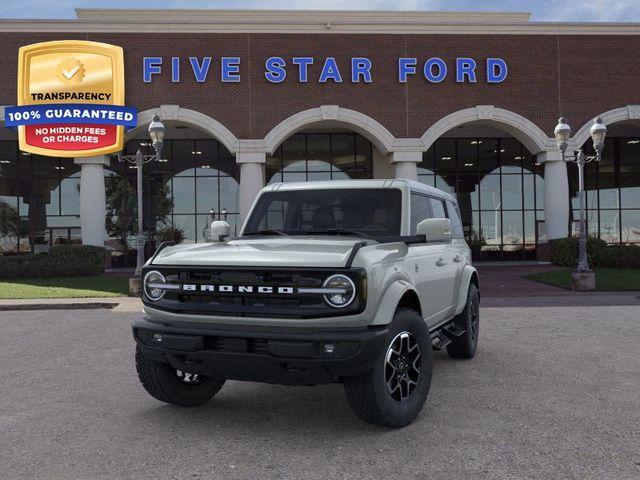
[[143, 267, 366, 319]]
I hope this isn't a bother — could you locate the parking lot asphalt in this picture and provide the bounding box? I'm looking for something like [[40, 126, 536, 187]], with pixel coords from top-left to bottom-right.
[[1, 305, 639, 480]]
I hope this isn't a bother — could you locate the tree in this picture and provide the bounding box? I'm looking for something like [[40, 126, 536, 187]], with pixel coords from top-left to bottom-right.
[[105, 176, 173, 252], [0, 201, 21, 251]]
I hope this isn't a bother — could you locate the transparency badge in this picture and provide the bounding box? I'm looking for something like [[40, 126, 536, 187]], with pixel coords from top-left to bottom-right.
[[5, 40, 137, 157]]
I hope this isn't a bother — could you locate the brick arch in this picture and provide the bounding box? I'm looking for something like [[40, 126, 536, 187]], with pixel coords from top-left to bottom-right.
[[572, 105, 640, 148], [420, 105, 553, 154], [263, 105, 396, 155], [127, 105, 240, 154]]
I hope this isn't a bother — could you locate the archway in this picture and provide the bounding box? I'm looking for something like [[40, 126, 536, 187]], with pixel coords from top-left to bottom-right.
[[417, 117, 548, 261], [569, 107, 640, 245]]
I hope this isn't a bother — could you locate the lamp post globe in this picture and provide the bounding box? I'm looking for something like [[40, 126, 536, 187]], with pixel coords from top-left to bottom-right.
[[148, 113, 166, 158], [590, 116, 607, 154], [554, 117, 571, 155]]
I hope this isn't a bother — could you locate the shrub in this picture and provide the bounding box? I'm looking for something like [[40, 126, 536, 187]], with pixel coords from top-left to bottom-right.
[[155, 226, 185, 245], [550, 237, 640, 269], [0, 245, 107, 279]]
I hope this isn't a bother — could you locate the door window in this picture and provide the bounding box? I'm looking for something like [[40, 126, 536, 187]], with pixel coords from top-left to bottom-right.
[[410, 193, 431, 234], [430, 197, 447, 219], [446, 200, 465, 238]]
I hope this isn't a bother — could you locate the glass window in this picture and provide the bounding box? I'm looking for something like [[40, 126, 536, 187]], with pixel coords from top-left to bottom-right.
[[455, 175, 479, 211], [478, 139, 499, 174], [196, 177, 218, 214], [307, 134, 331, 172], [457, 138, 478, 174], [173, 140, 195, 176], [435, 139, 456, 176], [620, 138, 640, 173], [266, 133, 372, 183], [446, 200, 464, 238], [429, 197, 447, 219], [502, 211, 524, 246], [500, 138, 523, 174], [501, 175, 523, 210], [620, 174, 640, 209], [410, 193, 430, 234], [172, 215, 196, 243], [621, 210, 640, 243], [172, 177, 195, 214], [479, 175, 501, 211], [599, 210, 620, 243], [244, 189, 402, 237]]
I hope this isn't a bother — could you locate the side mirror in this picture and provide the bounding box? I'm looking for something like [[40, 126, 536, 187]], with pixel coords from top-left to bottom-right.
[[416, 218, 452, 243], [210, 220, 231, 242]]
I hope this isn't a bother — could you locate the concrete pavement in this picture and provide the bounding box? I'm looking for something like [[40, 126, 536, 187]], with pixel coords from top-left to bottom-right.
[[1, 305, 639, 479]]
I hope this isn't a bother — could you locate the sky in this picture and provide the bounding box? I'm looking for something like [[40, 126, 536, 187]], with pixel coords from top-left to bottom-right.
[[0, 0, 639, 22]]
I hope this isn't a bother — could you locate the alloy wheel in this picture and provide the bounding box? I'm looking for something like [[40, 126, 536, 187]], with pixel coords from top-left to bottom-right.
[[384, 332, 421, 402]]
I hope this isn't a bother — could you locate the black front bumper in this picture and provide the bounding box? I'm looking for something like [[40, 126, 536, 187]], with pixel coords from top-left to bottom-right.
[[133, 318, 390, 386]]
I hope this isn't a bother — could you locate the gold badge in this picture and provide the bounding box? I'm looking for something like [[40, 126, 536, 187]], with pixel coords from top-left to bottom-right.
[[56, 58, 85, 85], [15, 40, 126, 157]]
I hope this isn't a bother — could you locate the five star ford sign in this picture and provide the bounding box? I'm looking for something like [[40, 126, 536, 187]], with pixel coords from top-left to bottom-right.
[[5, 40, 137, 158]]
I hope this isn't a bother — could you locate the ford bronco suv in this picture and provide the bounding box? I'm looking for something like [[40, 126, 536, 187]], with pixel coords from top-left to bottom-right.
[[133, 179, 479, 427]]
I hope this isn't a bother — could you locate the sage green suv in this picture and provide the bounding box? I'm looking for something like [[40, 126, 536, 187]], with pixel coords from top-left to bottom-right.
[[133, 179, 479, 427]]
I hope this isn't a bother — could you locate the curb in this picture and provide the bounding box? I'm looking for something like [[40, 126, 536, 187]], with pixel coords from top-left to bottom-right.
[[0, 302, 119, 311]]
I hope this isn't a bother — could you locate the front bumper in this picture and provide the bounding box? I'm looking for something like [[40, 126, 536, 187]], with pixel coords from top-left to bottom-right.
[[133, 317, 390, 386]]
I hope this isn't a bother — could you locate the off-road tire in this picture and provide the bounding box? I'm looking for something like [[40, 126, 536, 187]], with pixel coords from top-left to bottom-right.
[[343, 308, 433, 428], [446, 283, 480, 359], [135, 346, 225, 406]]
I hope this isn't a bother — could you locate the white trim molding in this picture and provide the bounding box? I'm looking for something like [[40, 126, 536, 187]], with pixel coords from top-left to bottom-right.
[[263, 106, 397, 155], [2, 10, 639, 35], [128, 106, 240, 154], [572, 105, 640, 148], [420, 106, 553, 154]]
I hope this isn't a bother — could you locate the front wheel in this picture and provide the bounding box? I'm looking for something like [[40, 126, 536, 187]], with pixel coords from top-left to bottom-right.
[[343, 308, 433, 428], [135, 346, 225, 406]]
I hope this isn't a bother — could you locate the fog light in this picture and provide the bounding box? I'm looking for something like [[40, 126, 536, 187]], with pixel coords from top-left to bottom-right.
[[323, 343, 337, 355], [152, 333, 164, 344]]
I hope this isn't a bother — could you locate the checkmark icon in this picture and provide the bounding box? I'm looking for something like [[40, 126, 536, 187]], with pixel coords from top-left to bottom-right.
[[62, 64, 80, 79]]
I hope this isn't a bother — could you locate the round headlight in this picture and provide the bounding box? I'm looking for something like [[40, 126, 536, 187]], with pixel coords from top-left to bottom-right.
[[323, 274, 356, 308], [143, 270, 166, 301]]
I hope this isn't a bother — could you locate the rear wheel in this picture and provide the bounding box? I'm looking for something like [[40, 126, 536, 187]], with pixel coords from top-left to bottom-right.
[[344, 308, 433, 428], [135, 346, 225, 406], [446, 283, 480, 359]]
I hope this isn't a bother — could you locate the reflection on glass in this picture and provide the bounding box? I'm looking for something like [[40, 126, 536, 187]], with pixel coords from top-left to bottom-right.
[[501, 175, 523, 210], [502, 211, 523, 248], [621, 210, 640, 243], [172, 215, 196, 244], [266, 133, 372, 183], [599, 210, 620, 243]]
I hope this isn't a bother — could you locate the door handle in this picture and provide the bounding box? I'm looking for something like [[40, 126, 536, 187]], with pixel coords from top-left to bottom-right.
[[453, 255, 462, 263], [436, 257, 447, 267]]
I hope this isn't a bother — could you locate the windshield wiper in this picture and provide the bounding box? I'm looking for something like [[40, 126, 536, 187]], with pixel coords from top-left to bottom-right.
[[307, 228, 373, 239], [244, 229, 289, 236]]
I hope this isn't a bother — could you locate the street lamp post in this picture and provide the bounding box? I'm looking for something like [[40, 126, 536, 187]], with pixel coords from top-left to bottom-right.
[[553, 116, 607, 286], [117, 114, 166, 276]]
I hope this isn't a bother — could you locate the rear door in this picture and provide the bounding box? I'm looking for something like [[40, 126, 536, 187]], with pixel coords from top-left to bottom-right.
[[408, 193, 452, 326], [426, 196, 459, 319]]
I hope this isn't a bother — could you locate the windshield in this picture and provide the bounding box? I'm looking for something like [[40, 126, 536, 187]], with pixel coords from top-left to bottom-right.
[[243, 188, 402, 238]]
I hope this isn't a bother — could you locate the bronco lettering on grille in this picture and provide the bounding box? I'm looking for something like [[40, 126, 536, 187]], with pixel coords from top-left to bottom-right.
[[181, 284, 295, 294]]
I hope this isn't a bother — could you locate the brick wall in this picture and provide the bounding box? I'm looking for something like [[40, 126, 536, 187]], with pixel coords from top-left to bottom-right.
[[0, 32, 638, 140]]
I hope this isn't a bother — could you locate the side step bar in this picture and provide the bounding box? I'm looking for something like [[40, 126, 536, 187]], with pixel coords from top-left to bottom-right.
[[430, 321, 466, 350]]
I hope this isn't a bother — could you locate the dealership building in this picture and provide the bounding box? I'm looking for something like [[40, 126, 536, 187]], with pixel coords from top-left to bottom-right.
[[0, 9, 639, 264]]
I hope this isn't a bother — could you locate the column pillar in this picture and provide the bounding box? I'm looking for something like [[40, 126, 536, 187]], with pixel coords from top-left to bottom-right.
[[237, 151, 266, 225], [538, 151, 569, 239], [74, 155, 109, 246], [391, 151, 422, 181]]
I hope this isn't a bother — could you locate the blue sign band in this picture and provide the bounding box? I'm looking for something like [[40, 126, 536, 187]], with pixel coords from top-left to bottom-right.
[[5, 104, 138, 128]]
